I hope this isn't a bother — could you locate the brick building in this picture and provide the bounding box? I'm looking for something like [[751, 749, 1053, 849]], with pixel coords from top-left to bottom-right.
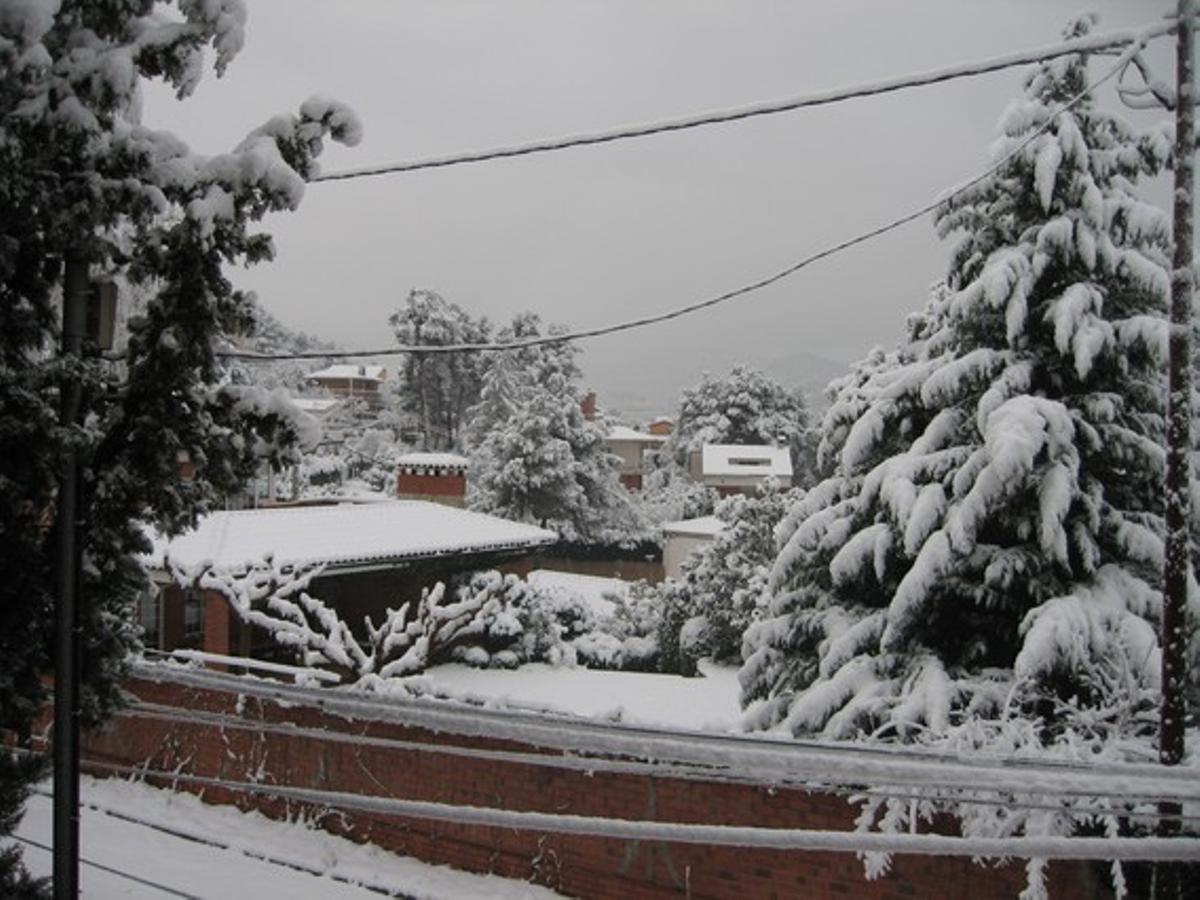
[[395, 452, 469, 507], [141, 500, 556, 660]]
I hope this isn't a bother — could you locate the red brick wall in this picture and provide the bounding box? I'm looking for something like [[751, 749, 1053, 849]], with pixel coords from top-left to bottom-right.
[[395, 471, 466, 498], [201, 590, 231, 656], [77, 674, 1109, 900]]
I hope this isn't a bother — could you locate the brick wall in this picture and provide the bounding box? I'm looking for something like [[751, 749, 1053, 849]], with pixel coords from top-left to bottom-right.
[[76, 673, 1110, 900]]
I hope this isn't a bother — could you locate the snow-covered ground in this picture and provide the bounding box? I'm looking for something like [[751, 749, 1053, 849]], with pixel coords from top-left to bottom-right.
[[415, 659, 744, 732], [526, 569, 629, 617], [8, 776, 563, 899]]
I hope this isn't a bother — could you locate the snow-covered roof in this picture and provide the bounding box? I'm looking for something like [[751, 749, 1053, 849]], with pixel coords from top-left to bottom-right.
[[701, 443, 792, 479], [306, 364, 386, 382], [395, 452, 470, 470], [606, 425, 668, 443], [155, 501, 556, 572], [659, 515, 727, 538]]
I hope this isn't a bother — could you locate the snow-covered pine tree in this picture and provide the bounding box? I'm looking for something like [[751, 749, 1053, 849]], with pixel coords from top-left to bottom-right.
[[741, 17, 1182, 748], [0, 2, 359, 887], [665, 365, 812, 483], [468, 369, 632, 541], [389, 289, 490, 450]]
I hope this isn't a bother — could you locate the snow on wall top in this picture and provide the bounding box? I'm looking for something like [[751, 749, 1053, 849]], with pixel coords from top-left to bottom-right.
[[660, 515, 727, 538], [291, 397, 343, 414], [701, 443, 792, 479], [307, 364, 386, 381], [606, 425, 668, 443], [154, 501, 556, 572], [395, 452, 470, 470]]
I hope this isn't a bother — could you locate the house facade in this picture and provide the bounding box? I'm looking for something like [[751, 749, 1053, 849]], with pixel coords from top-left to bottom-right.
[[305, 363, 387, 409], [604, 425, 667, 490], [660, 515, 726, 578], [141, 500, 556, 662]]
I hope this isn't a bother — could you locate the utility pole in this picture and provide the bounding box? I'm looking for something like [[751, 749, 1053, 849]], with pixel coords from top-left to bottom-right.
[[53, 253, 87, 898]]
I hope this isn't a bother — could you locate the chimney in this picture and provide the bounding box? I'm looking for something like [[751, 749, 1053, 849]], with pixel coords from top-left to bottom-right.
[[580, 391, 597, 421]]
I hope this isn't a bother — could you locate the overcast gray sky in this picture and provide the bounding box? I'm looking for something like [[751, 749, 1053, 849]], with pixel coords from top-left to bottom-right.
[[142, 0, 1175, 417]]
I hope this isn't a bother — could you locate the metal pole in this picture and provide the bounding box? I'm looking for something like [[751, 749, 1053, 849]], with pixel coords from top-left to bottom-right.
[[1162, 0, 1194, 777], [53, 254, 87, 898]]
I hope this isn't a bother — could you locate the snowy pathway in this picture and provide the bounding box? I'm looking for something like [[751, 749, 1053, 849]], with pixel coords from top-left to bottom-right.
[[8, 776, 563, 899]]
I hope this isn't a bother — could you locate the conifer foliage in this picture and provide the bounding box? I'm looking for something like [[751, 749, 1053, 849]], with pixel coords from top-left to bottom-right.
[[466, 314, 634, 541], [742, 20, 1184, 748], [0, 2, 359, 887]]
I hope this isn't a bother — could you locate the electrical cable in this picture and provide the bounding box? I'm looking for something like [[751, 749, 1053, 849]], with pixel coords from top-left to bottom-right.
[[310, 23, 1172, 184], [68, 758, 1200, 862], [113, 697, 1200, 825], [6, 833, 202, 899], [217, 22, 1168, 363], [123, 663, 1200, 806]]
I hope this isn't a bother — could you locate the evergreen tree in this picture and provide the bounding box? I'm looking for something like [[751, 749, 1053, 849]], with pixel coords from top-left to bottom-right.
[[742, 19, 1181, 748], [389, 289, 490, 450], [468, 370, 632, 541], [657, 486, 798, 674], [665, 365, 812, 484], [0, 2, 359, 886]]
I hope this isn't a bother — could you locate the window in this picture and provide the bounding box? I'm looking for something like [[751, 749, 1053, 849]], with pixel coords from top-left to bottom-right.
[[137, 588, 160, 649], [183, 589, 204, 638]]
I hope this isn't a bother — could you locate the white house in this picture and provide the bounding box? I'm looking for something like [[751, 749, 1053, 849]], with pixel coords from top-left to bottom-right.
[[689, 443, 793, 497], [604, 425, 668, 490]]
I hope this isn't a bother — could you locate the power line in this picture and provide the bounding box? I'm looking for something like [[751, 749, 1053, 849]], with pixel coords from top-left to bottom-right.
[[115, 697, 1200, 824], [9, 833, 202, 899], [133, 663, 1200, 805], [219, 21, 1168, 364], [310, 23, 1172, 184], [70, 758, 1200, 862]]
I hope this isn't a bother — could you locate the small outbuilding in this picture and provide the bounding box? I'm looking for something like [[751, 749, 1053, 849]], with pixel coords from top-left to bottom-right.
[[660, 515, 727, 579], [395, 452, 470, 507], [141, 500, 556, 662]]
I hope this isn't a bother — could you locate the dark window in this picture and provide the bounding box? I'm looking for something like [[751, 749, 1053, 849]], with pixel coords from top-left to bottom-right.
[[183, 589, 203, 638], [138, 588, 160, 649]]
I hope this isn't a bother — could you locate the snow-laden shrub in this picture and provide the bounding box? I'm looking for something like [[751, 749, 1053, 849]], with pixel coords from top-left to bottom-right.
[[656, 488, 797, 675]]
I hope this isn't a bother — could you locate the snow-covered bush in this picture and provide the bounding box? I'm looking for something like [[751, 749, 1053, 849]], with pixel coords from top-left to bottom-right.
[[566, 581, 662, 671], [656, 488, 796, 675], [638, 461, 719, 524]]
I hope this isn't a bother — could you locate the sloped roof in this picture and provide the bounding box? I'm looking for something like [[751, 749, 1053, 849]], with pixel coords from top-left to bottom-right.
[[606, 425, 667, 443], [660, 515, 727, 538], [155, 501, 556, 573], [701, 443, 792, 479], [307, 364, 386, 381]]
